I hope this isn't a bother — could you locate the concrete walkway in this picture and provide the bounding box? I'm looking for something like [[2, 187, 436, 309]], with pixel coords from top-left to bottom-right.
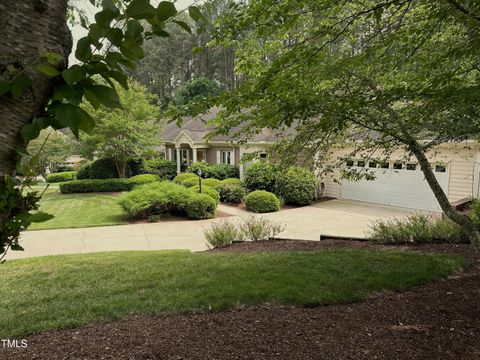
[[10, 200, 418, 260]]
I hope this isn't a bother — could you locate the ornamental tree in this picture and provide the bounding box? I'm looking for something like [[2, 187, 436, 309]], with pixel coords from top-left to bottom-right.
[[80, 79, 160, 178], [208, 0, 480, 250], [0, 0, 204, 256]]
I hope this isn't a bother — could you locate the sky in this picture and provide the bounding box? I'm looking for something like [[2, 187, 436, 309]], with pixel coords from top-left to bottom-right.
[[69, 0, 198, 63]]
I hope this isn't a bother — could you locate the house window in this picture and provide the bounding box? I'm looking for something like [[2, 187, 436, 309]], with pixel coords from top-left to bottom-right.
[[220, 151, 233, 165], [171, 149, 177, 161], [357, 160, 366, 167], [259, 153, 268, 159], [435, 164, 446, 173], [346, 160, 354, 167], [406, 163, 417, 171], [380, 162, 389, 169], [393, 162, 402, 170], [368, 161, 377, 168]]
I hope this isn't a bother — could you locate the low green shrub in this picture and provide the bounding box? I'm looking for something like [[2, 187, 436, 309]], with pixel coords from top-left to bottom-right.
[[206, 164, 239, 180], [76, 163, 91, 180], [221, 178, 241, 186], [189, 185, 220, 205], [120, 181, 189, 217], [46, 171, 77, 183], [245, 190, 280, 213], [204, 219, 244, 248], [89, 158, 118, 179], [146, 159, 177, 180], [180, 176, 201, 187], [181, 193, 217, 220], [173, 173, 198, 184], [120, 181, 217, 220], [243, 161, 279, 193], [187, 162, 239, 180], [368, 214, 469, 244], [275, 166, 317, 206], [202, 178, 221, 188], [240, 215, 285, 241], [215, 183, 245, 203], [187, 161, 210, 177], [203, 215, 285, 248], [59, 174, 158, 194]]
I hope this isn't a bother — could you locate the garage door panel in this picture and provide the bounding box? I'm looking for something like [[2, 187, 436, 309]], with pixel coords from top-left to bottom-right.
[[340, 167, 448, 211]]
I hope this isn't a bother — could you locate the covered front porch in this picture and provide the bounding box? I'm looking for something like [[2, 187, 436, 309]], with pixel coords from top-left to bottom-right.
[[167, 144, 209, 173]]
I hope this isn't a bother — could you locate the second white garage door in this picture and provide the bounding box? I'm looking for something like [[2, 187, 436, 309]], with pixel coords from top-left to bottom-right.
[[339, 161, 449, 212]]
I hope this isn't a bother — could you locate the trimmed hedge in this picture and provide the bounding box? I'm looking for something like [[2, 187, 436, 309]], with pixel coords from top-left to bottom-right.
[[187, 162, 239, 180], [46, 171, 77, 183], [145, 159, 177, 180], [245, 190, 280, 213], [120, 181, 217, 220], [189, 185, 220, 205], [59, 174, 158, 193], [214, 183, 245, 203], [243, 161, 280, 193], [275, 166, 317, 206]]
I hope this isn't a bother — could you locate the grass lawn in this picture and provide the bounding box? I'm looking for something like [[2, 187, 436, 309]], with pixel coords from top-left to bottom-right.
[[28, 184, 127, 230], [0, 249, 466, 338]]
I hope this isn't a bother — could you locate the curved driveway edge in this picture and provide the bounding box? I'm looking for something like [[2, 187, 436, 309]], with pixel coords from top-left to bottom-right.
[[11, 200, 418, 260]]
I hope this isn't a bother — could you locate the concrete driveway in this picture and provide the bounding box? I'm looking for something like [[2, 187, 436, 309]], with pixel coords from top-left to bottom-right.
[[10, 199, 418, 260]]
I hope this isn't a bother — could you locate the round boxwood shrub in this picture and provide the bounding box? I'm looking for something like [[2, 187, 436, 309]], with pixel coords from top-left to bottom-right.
[[275, 166, 317, 206], [221, 178, 241, 186], [243, 161, 279, 193], [89, 158, 118, 179], [76, 163, 91, 180], [245, 190, 280, 213], [189, 185, 220, 205], [214, 183, 245, 203], [46, 171, 77, 183], [173, 172, 198, 184], [181, 193, 217, 219], [146, 159, 177, 180]]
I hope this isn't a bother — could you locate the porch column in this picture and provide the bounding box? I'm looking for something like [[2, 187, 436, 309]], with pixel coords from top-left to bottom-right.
[[239, 147, 244, 179], [176, 147, 181, 174], [192, 146, 197, 163]]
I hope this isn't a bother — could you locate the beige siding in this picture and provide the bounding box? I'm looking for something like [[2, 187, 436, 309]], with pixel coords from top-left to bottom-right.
[[321, 144, 479, 202]]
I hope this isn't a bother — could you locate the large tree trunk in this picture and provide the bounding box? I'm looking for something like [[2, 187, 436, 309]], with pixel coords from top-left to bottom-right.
[[408, 140, 480, 251], [0, 0, 72, 178]]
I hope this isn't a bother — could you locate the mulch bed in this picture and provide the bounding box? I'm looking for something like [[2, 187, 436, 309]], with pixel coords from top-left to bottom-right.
[[3, 240, 480, 360]]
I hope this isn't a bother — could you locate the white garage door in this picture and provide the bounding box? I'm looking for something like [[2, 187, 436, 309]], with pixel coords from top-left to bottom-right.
[[340, 160, 449, 211]]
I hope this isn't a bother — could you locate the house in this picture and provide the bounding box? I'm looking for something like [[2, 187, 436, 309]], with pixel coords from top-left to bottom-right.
[[162, 110, 480, 212], [162, 108, 284, 177]]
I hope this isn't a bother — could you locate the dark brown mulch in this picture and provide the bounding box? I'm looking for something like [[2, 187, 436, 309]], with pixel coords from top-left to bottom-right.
[[3, 240, 480, 360]]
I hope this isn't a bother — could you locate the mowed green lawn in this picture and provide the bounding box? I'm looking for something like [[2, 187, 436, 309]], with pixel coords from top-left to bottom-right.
[[0, 249, 466, 337], [28, 184, 127, 230]]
